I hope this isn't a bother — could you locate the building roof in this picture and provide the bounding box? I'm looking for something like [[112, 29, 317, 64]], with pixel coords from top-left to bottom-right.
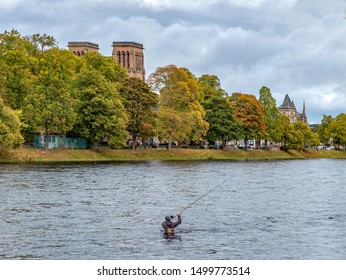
[[67, 42, 99, 49], [280, 94, 296, 110], [112, 41, 144, 49]]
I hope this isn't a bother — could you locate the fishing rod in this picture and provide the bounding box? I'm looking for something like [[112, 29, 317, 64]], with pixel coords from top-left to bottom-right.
[[172, 169, 243, 218]]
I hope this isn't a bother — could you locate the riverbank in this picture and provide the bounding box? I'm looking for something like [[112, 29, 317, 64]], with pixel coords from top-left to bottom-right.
[[0, 147, 345, 163]]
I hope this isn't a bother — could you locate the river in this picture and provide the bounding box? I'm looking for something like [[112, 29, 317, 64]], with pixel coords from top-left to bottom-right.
[[0, 159, 345, 259]]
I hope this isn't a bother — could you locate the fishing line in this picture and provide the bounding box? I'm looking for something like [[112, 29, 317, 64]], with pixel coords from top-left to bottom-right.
[[173, 169, 243, 217]]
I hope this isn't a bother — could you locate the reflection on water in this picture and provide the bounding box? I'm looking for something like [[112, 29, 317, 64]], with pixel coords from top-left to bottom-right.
[[0, 159, 345, 259]]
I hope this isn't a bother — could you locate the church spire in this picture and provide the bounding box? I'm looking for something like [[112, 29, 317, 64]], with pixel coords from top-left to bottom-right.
[[302, 100, 307, 123]]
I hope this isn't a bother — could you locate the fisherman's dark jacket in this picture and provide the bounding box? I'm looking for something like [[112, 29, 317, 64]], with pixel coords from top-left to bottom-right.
[[162, 215, 181, 230]]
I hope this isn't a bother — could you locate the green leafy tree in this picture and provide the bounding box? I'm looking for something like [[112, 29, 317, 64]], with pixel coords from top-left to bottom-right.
[[119, 77, 158, 150], [23, 48, 78, 149], [25, 33, 57, 55], [259, 86, 283, 148], [287, 128, 304, 151], [80, 52, 127, 83], [0, 29, 36, 56], [148, 65, 209, 149], [318, 115, 334, 145], [155, 107, 187, 148], [280, 120, 319, 151], [198, 74, 226, 100], [272, 112, 291, 146], [280, 114, 294, 150], [310, 133, 321, 147], [293, 121, 319, 149], [228, 92, 265, 150], [0, 59, 8, 99], [75, 69, 128, 149], [0, 98, 24, 148], [330, 113, 346, 148], [0, 30, 37, 109], [198, 75, 241, 148]]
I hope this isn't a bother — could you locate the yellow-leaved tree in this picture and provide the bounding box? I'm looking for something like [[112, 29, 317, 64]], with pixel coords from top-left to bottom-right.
[[0, 98, 24, 149], [148, 65, 209, 149], [229, 92, 265, 150]]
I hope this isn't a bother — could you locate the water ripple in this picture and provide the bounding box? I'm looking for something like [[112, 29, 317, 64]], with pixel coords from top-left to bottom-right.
[[0, 159, 345, 259]]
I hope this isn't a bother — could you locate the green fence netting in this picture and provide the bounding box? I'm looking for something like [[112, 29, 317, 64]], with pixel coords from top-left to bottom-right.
[[33, 135, 87, 149]]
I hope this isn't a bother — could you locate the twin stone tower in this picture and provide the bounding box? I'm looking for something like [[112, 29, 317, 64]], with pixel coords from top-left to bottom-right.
[[67, 41, 145, 81]]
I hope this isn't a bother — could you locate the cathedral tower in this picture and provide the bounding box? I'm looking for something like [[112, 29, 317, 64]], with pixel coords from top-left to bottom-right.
[[278, 94, 307, 124], [67, 42, 99, 56], [112, 41, 145, 81]]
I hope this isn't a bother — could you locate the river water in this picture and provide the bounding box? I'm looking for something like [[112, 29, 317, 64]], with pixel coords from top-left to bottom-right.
[[0, 159, 345, 260]]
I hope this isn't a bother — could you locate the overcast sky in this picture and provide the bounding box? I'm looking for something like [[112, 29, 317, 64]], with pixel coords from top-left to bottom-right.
[[1, 0, 345, 123]]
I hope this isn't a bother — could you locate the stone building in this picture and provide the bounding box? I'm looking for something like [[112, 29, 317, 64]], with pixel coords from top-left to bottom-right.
[[67, 41, 99, 56], [67, 41, 145, 81], [112, 41, 145, 81], [278, 94, 307, 124]]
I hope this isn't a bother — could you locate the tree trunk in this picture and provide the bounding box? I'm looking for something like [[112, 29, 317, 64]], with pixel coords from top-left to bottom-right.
[[45, 128, 49, 149], [168, 140, 172, 150], [221, 139, 226, 149], [244, 137, 248, 151], [132, 132, 137, 150]]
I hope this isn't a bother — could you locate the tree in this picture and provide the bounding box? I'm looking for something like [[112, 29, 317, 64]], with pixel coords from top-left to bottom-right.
[[259, 86, 282, 148], [0, 29, 36, 56], [148, 65, 208, 149], [0, 58, 8, 99], [198, 74, 226, 100], [287, 128, 304, 151], [154, 107, 187, 148], [23, 49, 78, 149], [198, 75, 241, 148], [25, 33, 57, 54], [280, 114, 293, 150], [75, 69, 128, 149], [280, 119, 319, 151], [318, 114, 334, 145], [293, 121, 319, 149], [228, 93, 265, 150], [203, 95, 243, 148], [0, 30, 36, 110], [0, 98, 24, 148], [119, 77, 158, 150], [80, 52, 127, 83], [330, 113, 346, 148]]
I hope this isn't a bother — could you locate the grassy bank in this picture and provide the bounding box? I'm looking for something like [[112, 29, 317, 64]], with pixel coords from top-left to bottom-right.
[[0, 148, 345, 163]]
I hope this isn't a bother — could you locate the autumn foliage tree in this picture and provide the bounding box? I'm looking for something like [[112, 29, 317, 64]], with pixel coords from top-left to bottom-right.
[[148, 65, 208, 149], [229, 92, 265, 150]]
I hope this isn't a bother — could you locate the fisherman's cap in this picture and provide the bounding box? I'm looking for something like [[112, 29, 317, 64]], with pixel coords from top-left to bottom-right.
[[165, 216, 171, 221]]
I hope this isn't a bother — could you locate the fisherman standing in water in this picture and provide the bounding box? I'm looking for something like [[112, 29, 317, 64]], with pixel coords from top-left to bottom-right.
[[162, 211, 182, 236]]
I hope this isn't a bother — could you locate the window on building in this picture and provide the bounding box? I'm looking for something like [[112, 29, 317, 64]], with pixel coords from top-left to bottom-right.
[[126, 51, 130, 68], [117, 51, 121, 64], [122, 51, 126, 67]]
